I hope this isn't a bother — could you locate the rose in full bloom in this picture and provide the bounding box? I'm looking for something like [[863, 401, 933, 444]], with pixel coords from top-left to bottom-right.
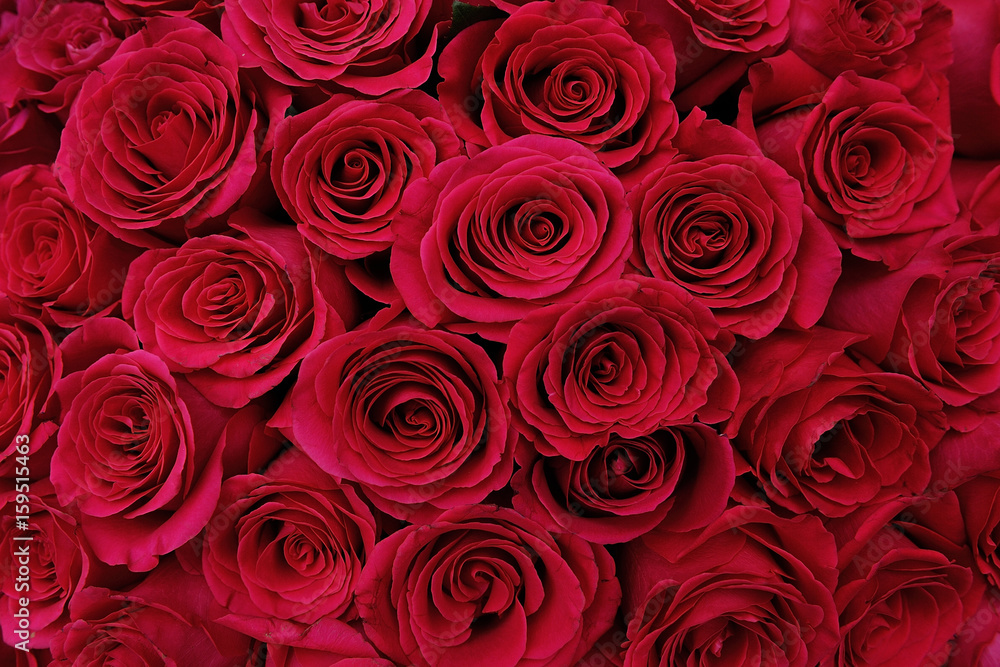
[[49, 317, 231, 571], [627, 108, 840, 338], [392, 135, 631, 340], [272, 90, 461, 260], [0, 164, 140, 327], [0, 298, 58, 479], [621, 505, 840, 666], [729, 328, 946, 517], [512, 422, 735, 544], [122, 208, 359, 408], [738, 53, 956, 268], [504, 277, 738, 461], [0, 0, 125, 120], [0, 480, 130, 649], [201, 448, 378, 633], [279, 324, 514, 522], [49, 560, 253, 666], [788, 0, 952, 79], [221, 0, 448, 93], [356, 504, 621, 667], [438, 0, 678, 170], [54, 18, 288, 248]]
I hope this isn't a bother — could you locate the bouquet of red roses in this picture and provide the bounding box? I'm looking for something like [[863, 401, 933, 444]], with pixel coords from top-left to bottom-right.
[[2, 0, 1000, 664]]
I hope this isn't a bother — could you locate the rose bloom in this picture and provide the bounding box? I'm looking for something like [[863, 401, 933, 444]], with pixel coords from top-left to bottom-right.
[[0, 298, 58, 479], [49, 317, 232, 571], [512, 422, 735, 544], [0, 164, 140, 327], [505, 277, 737, 461], [49, 560, 253, 667], [201, 448, 377, 633], [272, 90, 461, 261], [356, 505, 621, 667], [628, 108, 840, 339], [0, 480, 130, 649], [611, 0, 789, 109], [729, 328, 945, 517], [221, 0, 448, 93], [438, 0, 678, 170], [738, 52, 955, 269], [0, 0, 125, 120], [788, 0, 952, 79], [54, 18, 289, 248], [621, 505, 840, 667], [122, 208, 359, 408], [391, 135, 632, 340], [279, 324, 514, 522], [835, 523, 974, 666]]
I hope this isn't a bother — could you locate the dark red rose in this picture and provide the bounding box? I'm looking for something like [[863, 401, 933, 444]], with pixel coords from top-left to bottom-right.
[[621, 505, 840, 667], [0, 0, 126, 120], [0, 480, 132, 648], [955, 472, 1000, 589], [54, 18, 289, 248], [738, 53, 956, 269], [391, 135, 632, 340], [278, 324, 514, 522], [512, 421, 735, 543], [49, 317, 232, 571], [0, 164, 140, 327], [0, 102, 59, 176], [0, 298, 58, 480], [122, 208, 359, 409], [504, 276, 738, 461], [221, 0, 447, 93], [729, 328, 946, 517], [272, 90, 461, 261], [628, 108, 840, 339], [788, 0, 952, 79], [834, 523, 974, 666], [356, 504, 621, 667], [611, 0, 788, 110], [438, 0, 678, 171], [49, 559, 254, 667], [201, 448, 377, 635]]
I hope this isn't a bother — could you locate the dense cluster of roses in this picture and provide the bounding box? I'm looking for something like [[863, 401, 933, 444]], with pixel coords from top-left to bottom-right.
[[2, 0, 1000, 664]]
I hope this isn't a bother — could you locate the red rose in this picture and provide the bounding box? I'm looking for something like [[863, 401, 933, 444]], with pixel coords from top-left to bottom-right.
[[611, 0, 788, 110], [0, 164, 140, 327], [50, 560, 253, 667], [391, 135, 632, 340], [279, 324, 514, 522], [438, 0, 678, 170], [738, 53, 956, 269], [627, 108, 840, 338], [835, 523, 974, 666], [788, 0, 952, 79], [272, 90, 461, 261], [0, 298, 58, 479], [621, 505, 840, 667], [122, 208, 359, 408], [504, 276, 737, 461], [511, 422, 735, 543], [221, 0, 447, 93], [0, 480, 130, 648], [201, 448, 377, 633], [49, 318, 231, 571], [54, 18, 288, 248], [955, 472, 1000, 588], [0, 0, 126, 120], [729, 328, 946, 517], [356, 504, 621, 667]]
